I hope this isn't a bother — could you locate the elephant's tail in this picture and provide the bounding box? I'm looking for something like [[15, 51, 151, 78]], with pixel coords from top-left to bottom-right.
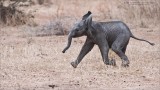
[[130, 34, 155, 46]]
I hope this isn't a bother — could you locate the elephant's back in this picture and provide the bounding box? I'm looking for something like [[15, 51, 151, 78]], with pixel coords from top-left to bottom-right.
[[100, 21, 130, 36]]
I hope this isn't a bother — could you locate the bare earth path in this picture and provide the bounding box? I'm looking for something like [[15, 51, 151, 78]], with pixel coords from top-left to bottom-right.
[[0, 26, 160, 90]]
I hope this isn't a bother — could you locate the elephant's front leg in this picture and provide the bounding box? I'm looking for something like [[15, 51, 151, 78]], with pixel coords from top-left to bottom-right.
[[98, 41, 116, 66], [71, 39, 94, 68]]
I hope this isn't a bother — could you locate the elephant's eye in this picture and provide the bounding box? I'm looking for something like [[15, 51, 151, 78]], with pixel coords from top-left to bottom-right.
[[76, 29, 80, 31]]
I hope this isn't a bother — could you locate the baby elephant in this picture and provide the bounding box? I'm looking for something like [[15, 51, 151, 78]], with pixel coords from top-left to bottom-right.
[[62, 11, 154, 68]]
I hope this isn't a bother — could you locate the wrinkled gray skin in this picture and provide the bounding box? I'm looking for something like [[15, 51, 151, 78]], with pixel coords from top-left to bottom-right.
[[62, 11, 155, 68]]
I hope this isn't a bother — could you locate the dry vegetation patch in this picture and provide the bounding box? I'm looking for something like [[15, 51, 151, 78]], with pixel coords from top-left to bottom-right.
[[0, 0, 33, 25]]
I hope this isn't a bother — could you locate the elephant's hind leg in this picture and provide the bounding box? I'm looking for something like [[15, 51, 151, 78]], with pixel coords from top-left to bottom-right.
[[98, 39, 116, 66], [122, 40, 129, 54], [111, 35, 130, 67]]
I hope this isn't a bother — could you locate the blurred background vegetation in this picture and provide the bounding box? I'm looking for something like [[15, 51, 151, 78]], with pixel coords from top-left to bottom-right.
[[0, 0, 159, 35]]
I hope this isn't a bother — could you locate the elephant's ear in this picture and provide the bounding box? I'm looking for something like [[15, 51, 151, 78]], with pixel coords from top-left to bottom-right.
[[85, 14, 92, 27], [82, 11, 92, 20]]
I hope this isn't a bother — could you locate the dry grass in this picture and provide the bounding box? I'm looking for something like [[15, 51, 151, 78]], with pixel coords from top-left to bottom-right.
[[1, 0, 159, 34], [45, 0, 160, 27], [0, 26, 160, 89], [23, 0, 160, 36]]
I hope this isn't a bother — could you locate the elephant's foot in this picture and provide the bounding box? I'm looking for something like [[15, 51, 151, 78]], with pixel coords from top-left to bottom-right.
[[121, 60, 129, 67], [71, 62, 78, 68], [110, 59, 116, 66], [105, 59, 116, 66]]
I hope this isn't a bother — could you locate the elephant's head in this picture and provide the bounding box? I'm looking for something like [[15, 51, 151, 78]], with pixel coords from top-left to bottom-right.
[[62, 11, 92, 53]]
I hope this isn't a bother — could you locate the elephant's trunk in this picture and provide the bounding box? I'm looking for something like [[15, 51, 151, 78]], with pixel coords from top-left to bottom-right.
[[62, 32, 72, 53]]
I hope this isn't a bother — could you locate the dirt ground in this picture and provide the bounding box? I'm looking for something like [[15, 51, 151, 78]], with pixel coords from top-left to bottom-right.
[[0, 25, 160, 90]]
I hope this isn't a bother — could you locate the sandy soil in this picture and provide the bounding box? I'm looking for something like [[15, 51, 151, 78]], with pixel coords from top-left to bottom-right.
[[0, 25, 160, 90]]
